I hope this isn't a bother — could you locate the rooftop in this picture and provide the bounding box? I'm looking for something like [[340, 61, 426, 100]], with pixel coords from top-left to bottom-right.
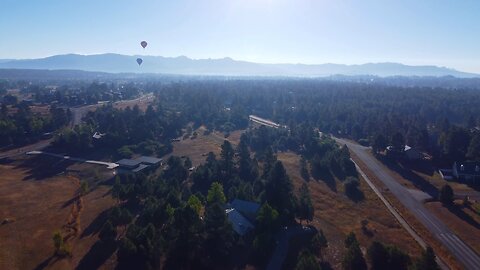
[[225, 208, 254, 236], [136, 156, 162, 165], [132, 164, 150, 173], [116, 158, 142, 168], [231, 199, 261, 214]]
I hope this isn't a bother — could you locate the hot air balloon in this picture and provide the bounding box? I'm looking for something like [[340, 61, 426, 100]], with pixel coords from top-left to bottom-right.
[[141, 41, 147, 49], [136, 58, 143, 66]]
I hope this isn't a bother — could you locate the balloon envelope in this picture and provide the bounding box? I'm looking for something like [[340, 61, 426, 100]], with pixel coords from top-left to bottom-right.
[[136, 58, 143, 66], [141, 41, 147, 49]]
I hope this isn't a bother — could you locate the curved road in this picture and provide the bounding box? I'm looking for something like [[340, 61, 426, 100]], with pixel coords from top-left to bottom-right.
[[336, 137, 480, 270]]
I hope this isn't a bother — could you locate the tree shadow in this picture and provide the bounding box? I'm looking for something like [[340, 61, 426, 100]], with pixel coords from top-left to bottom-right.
[[377, 156, 438, 198], [346, 189, 365, 203], [33, 255, 59, 270], [446, 205, 480, 230], [0, 157, 14, 165], [402, 159, 435, 176], [75, 240, 117, 270], [62, 196, 79, 208], [80, 208, 111, 238], [312, 170, 337, 192], [320, 261, 334, 270], [15, 155, 74, 181]]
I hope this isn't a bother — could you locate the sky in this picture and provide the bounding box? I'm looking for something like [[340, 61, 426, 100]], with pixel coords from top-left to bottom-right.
[[1, 0, 479, 73]]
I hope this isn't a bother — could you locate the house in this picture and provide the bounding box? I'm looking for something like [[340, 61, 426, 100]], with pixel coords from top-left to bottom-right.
[[225, 199, 261, 236], [136, 156, 162, 166], [386, 145, 424, 160], [225, 208, 254, 236], [117, 158, 142, 170], [231, 199, 261, 221], [404, 145, 424, 160], [452, 161, 480, 184], [116, 156, 163, 174]]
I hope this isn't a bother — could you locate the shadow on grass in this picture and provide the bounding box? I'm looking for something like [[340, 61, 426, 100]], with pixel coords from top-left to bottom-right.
[[320, 261, 334, 270], [76, 240, 117, 270], [446, 204, 480, 230], [81, 208, 111, 238], [62, 196, 79, 208], [311, 170, 337, 192], [377, 155, 439, 198], [33, 255, 59, 270], [15, 155, 74, 181], [346, 189, 365, 203]]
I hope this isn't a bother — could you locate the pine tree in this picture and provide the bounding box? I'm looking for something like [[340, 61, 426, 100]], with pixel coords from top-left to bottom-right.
[[265, 161, 297, 223], [414, 247, 439, 270], [295, 249, 321, 270], [342, 232, 367, 270], [297, 183, 314, 223], [310, 230, 328, 261]]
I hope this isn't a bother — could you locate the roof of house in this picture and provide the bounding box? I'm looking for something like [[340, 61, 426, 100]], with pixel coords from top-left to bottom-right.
[[454, 161, 480, 175], [225, 208, 254, 236], [136, 156, 162, 165], [132, 164, 150, 173], [231, 199, 261, 217], [116, 159, 142, 168]]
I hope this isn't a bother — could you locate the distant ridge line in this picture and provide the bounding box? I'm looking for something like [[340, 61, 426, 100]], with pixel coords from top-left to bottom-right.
[[0, 53, 478, 78]]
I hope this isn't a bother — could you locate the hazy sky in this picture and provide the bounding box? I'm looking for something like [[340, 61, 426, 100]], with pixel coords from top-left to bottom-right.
[[1, 0, 479, 73]]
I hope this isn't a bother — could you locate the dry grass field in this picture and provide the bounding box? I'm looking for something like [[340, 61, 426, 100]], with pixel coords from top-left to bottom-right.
[[0, 163, 78, 270], [0, 158, 116, 270], [277, 152, 422, 269], [167, 127, 243, 166]]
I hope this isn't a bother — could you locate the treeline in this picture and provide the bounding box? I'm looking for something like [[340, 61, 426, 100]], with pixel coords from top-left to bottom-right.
[[0, 103, 69, 146], [151, 80, 480, 164]]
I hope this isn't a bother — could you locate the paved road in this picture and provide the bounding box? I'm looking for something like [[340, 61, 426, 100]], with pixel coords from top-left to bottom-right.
[[335, 137, 480, 270]]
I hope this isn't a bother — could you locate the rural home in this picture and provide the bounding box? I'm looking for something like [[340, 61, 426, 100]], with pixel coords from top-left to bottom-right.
[[386, 145, 423, 160], [404, 145, 424, 160], [116, 156, 162, 174], [225, 199, 261, 236], [452, 161, 480, 184]]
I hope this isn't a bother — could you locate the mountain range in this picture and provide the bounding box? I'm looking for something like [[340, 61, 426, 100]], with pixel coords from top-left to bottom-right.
[[0, 54, 478, 78]]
